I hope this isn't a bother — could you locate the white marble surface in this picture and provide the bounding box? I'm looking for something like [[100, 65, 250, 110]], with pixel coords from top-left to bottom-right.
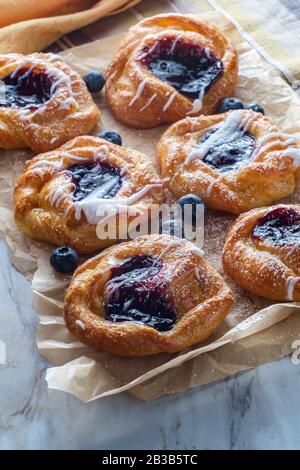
[[0, 236, 300, 450]]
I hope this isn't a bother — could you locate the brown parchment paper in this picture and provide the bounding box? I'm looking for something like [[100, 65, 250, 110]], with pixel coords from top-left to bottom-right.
[[0, 0, 141, 54], [1, 11, 300, 402]]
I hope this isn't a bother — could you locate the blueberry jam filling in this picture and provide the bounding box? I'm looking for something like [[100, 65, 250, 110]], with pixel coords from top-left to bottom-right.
[[104, 255, 176, 332], [0, 67, 54, 109], [252, 208, 300, 247], [66, 162, 122, 202], [139, 37, 223, 99], [201, 127, 256, 173]]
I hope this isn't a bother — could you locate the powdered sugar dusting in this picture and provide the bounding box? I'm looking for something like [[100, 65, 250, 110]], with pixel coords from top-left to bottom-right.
[[129, 79, 148, 107]]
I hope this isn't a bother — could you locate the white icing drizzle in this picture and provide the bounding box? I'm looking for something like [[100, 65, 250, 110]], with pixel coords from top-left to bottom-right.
[[136, 40, 159, 61], [163, 91, 177, 112], [30, 159, 63, 178], [30, 136, 163, 227], [187, 86, 205, 115], [185, 110, 246, 165], [139, 93, 157, 112], [72, 182, 163, 225], [73, 176, 122, 224], [46, 53, 64, 63], [194, 266, 201, 280], [258, 131, 295, 147], [252, 130, 300, 161], [47, 181, 75, 208], [286, 276, 300, 301], [97, 258, 130, 287], [129, 79, 148, 107], [204, 47, 211, 59], [30, 145, 109, 181], [240, 113, 257, 132], [170, 36, 181, 54], [75, 320, 86, 330], [106, 273, 137, 296], [185, 110, 300, 173]]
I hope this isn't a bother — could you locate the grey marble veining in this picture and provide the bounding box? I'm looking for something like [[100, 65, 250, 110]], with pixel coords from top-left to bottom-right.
[[0, 236, 300, 450]]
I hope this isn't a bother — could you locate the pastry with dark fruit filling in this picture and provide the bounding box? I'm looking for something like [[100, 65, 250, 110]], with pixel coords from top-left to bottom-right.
[[105, 14, 238, 128], [0, 52, 99, 152], [157, 109, 299, 214], [64, 235, 233, 356], [223, 205, 300, 301], [14, 136, 165, 254]]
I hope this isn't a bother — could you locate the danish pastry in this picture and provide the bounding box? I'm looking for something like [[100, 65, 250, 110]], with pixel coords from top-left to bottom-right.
[[64, 234, 233, 356], [0, 53, 100, 153], [222, 204, 300, 301], [105, 13, 238, 128], [157, 109, 300, 214], [13, 136, 165, 254]]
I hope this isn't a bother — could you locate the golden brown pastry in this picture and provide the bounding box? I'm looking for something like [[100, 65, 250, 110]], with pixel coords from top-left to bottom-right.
[[105, 13, 238, 128], [0, 53, 100, 153], [157, 109, 300, 214], [222, 204, 300, 301], [64, 234, 233, 356], [13, 136, 165, 254]]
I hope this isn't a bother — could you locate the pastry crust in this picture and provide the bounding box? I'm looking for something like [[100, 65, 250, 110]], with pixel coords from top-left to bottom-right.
[[157, 109, 300, 214], [105, 13, 238, 128], [0, 53, 100, 153], [13, 136, 165, 254], [222, 204, 300, 301], [64, 234, 233, 356]]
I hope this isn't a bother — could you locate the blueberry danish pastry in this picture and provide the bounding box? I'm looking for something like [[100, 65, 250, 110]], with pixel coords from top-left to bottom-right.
[[105, 14, 238, 128], [223, 204, 300, 301], [157, 109, 300, 214], [0, 53, 100, 153], [14, 136, 164, 254], [64, 234, 233, 356]]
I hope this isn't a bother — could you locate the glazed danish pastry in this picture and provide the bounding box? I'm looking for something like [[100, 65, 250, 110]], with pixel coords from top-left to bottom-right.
[[222, 204, 300, 301], [105, 13, 238, 128], [64, 234, 233, 356], [157, 109, 300, 214], [13, 136, 165, 254], [0, 53, 100, 153]]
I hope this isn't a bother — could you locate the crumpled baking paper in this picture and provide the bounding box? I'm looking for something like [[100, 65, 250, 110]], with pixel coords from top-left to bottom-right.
[[0, 11, 300, 401]]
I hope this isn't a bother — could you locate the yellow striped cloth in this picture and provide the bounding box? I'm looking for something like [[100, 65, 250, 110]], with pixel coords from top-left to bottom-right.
[[53, 0, 300, 91], [195, 0, 300, 86]]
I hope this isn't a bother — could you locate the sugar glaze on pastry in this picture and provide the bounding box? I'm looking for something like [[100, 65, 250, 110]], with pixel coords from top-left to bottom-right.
[[157, 109, 300, 214], [64, 234, 233, 356], [0, 53, 100, 152], [13, 136, 165, 254], [105, 14, 238, 128], [223, 204, 300, 301]]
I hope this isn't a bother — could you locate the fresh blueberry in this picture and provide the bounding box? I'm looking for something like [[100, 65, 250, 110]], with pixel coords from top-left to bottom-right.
[[247, 102, 265, 114], [219, 97, 244, 113], [178, 194, 206, 225], [161, 219, 183, 238], [99, 130, 122, 146], [50, 246, 79, 274], [83, 70, 105, 93]]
